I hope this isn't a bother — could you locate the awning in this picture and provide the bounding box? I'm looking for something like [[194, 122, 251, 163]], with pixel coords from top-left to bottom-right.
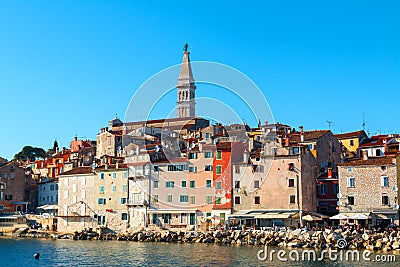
[[148, 209, 199, 214], [329, 213, 348, 220], [254, 212, 295, 219], [43, 204, 60, 210]]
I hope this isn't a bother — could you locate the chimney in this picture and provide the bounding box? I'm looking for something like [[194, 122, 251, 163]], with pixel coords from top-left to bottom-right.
[[74, 136, 78, 142], [116, 162, 119, 169], [299, 126, 304, 142], [105, 164, 108, 170], [285, 137, 290, 146], [362, 150, 368, 160], [328, 168, 332, 178]]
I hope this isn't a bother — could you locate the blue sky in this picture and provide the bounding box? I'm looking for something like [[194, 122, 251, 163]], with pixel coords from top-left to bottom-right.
[[0, 1, 399, 160]]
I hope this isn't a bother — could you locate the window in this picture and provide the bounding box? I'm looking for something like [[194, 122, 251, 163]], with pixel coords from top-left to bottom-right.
[[190, 196, 195, 204], [153, 194, 158, 203], [153, 165, 160, 172], [216, 181, 222, 189], [120, 198, 127, 204], [318, 184, 328, 195], [347, 167, 353, 172], [289, 195, 296, 204], [112, 185, 117, 192], [293, 147, 300, 154], [235, 166, 240, 173], [206, 212, 211, 217], [254, 180, 260, 189], [234, 196, 241, 205], [234, 181, 240, 189], [189, 166, 197, 173], [168, 165, 188, 172], [254, 196, 260, 204], [112, 172, 117, 179], [121, 213, 128, 221], [382, 195, 390, 205], [43, 186, 46, 191], [167, 195, 173, 202], [308, 144, 314, 150], [350, 140, 354, 146], [205, 165, 213, 171], [347, 177, 355, 187], [332, 184, 339, 195], [204, 152, 213, 158], [0, 205, 3, 210], [252, 165, 259, 173], [206, 195, 213, 204], [215, 197, 221, 205], [216, 151, 222, 160], [180, 196, 189, 203], [99, 185, 104, 193], [98, 198, 106, 205], [381, 176, 389, 187], [153, 180, 159, 188], [288, 178, 295, 187], [188, 153, 198, 159], [166, 181, 175, 188], [122, 184, 127, 192], [190, 180, 195, 188], [3, 173, 8, 179], [81, 190, 86, 199], [98, 215, 106, 225], [206, 179, 212, 188], [381, 165, 387, 171], [205, 133, 211, 139], [181, 180, 187, 188], [216, 165, 222, 174], [348, 196, 355, 205], [100, 173, 105, 179]]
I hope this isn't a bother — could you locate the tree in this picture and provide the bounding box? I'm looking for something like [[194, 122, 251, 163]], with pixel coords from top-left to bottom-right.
[[46, 140, 59, 156], [14, 146, 46, 162]]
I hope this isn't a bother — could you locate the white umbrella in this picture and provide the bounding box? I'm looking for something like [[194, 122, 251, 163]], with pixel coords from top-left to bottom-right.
[[329, 214, 348, 220], [349, 214, 369, 220]]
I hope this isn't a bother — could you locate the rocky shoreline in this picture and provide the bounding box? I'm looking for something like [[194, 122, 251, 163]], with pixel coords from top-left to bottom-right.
[[2, 227, 400, 252]]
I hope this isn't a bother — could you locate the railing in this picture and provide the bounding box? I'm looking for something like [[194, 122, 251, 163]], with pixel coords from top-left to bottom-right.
[[126, 199, 146, 206]]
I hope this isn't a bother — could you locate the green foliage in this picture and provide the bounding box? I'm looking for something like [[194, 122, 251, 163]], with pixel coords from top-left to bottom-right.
[[14, 146, 46, 161]]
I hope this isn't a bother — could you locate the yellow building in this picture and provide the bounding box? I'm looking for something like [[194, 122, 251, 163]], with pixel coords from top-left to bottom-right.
[[334, 130, 368, 158]]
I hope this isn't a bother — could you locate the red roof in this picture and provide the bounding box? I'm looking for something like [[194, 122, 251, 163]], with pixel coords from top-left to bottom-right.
[[59, 167, 93, 175], [338, 157, 394, 166], [334, 130, 366, 140], [359, 135, 397, 148]]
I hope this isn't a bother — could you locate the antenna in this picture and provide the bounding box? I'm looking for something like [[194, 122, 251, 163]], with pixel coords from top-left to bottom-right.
[[326, 121, 334, 130], [362, 112, 366, 130]]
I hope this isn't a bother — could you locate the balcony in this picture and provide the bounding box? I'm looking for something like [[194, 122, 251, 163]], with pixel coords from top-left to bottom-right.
[[126, 198, 147, 206]]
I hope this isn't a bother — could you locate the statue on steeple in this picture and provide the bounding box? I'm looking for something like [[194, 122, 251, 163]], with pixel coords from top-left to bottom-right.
[[183, 43, 189, 52]]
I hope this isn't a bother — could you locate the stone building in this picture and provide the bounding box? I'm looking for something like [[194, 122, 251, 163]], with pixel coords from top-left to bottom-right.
[[57, 167, 97, 233], [93, 164, 130, 233], [0, 162, 33, 213], [338, 157, 399, 227]]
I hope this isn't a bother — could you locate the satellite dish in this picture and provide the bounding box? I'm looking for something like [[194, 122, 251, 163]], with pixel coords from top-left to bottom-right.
[[190, 143, 195, 149], [155, 146, 160, 152], [337, 201, 342, 206], [393, 186, 398, 192], [337, 193, 342, 198]]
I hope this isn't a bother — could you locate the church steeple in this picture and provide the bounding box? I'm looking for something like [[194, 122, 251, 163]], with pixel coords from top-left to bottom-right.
[[177, 43, 196, 118]]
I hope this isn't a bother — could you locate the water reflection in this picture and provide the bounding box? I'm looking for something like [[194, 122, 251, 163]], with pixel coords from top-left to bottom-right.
[[0, 238, 398, 266]]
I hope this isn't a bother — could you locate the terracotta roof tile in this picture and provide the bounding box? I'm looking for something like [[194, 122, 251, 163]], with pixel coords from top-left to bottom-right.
[[334, 130, 366, 140], [338, 157, 394, 166], [59, 166, 93, 175]]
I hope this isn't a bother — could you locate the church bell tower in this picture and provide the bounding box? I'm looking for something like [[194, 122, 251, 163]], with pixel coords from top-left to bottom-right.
[[177, 43, 196, 118]]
